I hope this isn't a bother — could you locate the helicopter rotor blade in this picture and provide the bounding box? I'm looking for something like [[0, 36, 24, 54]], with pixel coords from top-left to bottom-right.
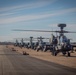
[[13, 29, 64, 33], [66, 31, 76, 33], [60, 31, 76, 33], [13, 29, 55, 32], [13, 29, 76, 33]]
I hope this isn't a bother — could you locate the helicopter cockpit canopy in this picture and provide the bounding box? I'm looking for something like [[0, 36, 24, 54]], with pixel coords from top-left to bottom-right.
[[60, 35, 69, 45]]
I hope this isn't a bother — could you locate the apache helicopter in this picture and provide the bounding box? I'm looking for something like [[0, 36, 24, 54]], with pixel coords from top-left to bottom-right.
[[15, 37, 37, 49], [24, 37, 35, 49], [24, 36, 47, 50], [34, 36, 50, 52], [13, 24, 76, 56], [14, 38, 23, 47], [14, 39, 19, 46]]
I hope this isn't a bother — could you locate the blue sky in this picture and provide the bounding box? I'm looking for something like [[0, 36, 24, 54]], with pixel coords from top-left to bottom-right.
[[0, 0, 76, 42]]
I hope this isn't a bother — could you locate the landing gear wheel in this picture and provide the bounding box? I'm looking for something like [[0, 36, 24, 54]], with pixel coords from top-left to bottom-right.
[[36, 48, 39, 52], [62, 52, 66, 56], [34, 47, 36, 50], [54, 51, 57, 56], [43, 48, 46, 52], [68, 52, 70, 57], [52, 51, 57, 56]]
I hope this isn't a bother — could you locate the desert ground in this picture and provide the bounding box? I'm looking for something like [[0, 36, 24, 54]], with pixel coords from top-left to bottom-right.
[[0, 45, 76, 75], [7, 45, 76, 69]]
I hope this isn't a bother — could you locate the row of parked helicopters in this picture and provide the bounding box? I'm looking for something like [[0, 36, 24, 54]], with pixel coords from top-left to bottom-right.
[[13, 24, 76, 56]]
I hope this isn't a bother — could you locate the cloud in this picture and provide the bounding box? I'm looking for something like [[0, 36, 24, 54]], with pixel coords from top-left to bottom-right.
[[0, 31, 51, 42], [65, 24, 76, 31], [0, 0, 55, 12], [56, 7, 76, 15], [0, 12, 15, 17], [0, 0, 57, 17], [0, 7, 76, 25], [48, 24, 57, 27]]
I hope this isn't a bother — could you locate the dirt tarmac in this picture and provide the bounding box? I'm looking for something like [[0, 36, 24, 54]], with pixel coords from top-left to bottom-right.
[[7, 45, 76, 69], [0, 45, 76, 75]]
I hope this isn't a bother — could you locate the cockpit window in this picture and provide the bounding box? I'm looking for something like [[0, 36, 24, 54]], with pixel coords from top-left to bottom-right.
[[60, 36, 68, 44]]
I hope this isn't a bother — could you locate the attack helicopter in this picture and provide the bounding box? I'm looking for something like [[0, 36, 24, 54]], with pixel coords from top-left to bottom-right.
[[24, 36, 35, 49], [14, 38, 24, 47], [23, 36, 49, 50], [14, 37, 37, 49], [35, 36, 50, 52], [13, 24, 76, 56], [19, 38, 25, 47], [14, 39, 19, 46]]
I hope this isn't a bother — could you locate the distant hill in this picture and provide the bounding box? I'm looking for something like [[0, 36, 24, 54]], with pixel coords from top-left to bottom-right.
[[0, 42, 14, 45]]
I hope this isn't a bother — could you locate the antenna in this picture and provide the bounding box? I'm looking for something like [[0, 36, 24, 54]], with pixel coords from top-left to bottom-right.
[[52, 28, 53, 35]]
